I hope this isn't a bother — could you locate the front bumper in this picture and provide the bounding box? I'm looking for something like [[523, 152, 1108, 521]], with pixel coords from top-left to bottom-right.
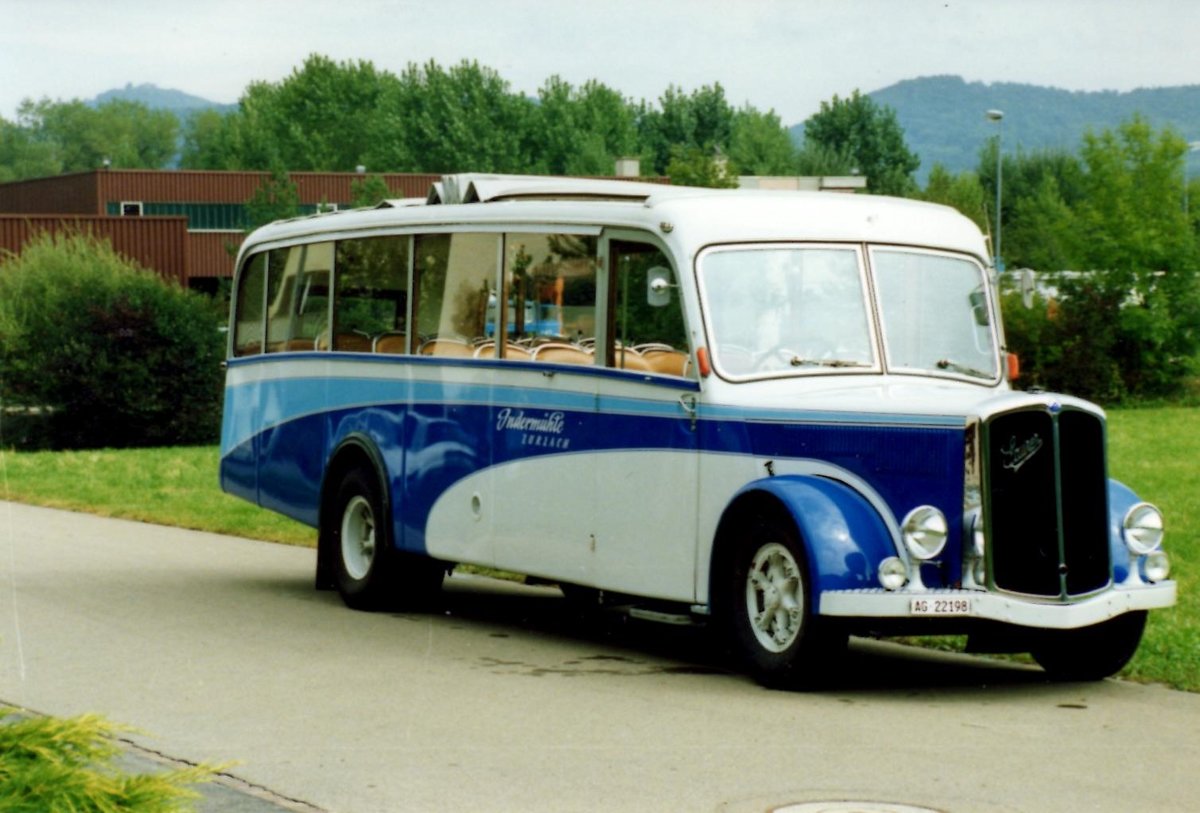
[[819, 580, 1176, 630]]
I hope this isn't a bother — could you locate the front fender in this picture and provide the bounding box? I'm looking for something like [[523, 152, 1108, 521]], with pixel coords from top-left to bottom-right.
[[736, 475, 898, 594], [1108, 479, 1144, 584]]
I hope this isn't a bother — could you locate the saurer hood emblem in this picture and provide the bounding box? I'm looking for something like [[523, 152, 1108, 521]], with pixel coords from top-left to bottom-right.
[[1000, 433, 1044, 472]]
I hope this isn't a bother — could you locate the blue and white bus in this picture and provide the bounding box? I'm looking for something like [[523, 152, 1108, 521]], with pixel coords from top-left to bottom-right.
[[221, 174, 1175, 687]]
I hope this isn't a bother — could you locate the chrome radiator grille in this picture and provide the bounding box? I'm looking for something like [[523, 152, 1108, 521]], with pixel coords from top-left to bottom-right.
[[984, 407, 1111, 598]]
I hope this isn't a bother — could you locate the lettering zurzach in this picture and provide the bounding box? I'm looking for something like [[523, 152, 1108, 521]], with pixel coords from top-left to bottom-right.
[[495, 408, 570, 449]]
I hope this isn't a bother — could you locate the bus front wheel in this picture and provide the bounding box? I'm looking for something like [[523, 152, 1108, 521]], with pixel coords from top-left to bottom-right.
[[1030, 611, 1146, 681], [723, 516, 845, 689]]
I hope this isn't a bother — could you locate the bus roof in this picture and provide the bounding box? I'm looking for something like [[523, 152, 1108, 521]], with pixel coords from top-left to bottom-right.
[[239, 174, 990, 264]]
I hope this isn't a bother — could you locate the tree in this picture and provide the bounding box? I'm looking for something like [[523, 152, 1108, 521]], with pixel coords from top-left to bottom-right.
[[0, 98, 178, 178], [179, 107, 237, 170], [920, 164, 989, 230], [530, 76, 637, 175], [1071, 116, 1200, 396], [377, 60, 535, 173], [977, 144, 1086, 269], [637, 84, 735, 175], [801, 90, 919, 196], [728, 106, 796, 176], [665, 145, 738, 188], [0, 115, 61, 181], [186, 54, 395, 172], [791, 140, 855, 176], [245, 167, 301, 230], [350, 173, 392, 208], [999, 116, 1200, 401]]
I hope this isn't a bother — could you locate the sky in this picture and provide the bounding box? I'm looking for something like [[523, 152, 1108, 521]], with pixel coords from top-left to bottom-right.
[[2, 0, 1198, 127]]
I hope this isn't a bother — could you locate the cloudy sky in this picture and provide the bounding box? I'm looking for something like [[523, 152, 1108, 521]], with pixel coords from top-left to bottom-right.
[[2, 0, 1197, 126]]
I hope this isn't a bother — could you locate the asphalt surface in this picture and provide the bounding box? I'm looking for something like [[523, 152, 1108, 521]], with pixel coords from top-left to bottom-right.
[[1, 500, 1198, 812]]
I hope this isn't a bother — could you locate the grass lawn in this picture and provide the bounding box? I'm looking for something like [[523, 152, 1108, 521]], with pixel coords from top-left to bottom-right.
[[0, 446, 314, 546], [1106, 407, 1198, 690], [1, 406, 1195, 690]]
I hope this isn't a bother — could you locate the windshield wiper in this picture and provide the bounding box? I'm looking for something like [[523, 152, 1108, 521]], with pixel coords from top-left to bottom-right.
[[789, 356, 870, 368], [936, 358, 991, 379]]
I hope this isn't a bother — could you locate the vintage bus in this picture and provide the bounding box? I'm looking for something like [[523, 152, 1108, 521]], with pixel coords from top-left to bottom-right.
[[220, 174, 1175, 687]]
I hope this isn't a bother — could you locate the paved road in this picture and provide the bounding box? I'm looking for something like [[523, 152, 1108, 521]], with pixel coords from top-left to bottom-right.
[[1, 501, 1197, 813]]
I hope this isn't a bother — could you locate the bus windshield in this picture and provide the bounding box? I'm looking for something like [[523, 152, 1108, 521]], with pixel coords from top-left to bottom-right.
[[699, 244, 998, 382], [872, 248, 998, 381], [698, 245, 875, 378]]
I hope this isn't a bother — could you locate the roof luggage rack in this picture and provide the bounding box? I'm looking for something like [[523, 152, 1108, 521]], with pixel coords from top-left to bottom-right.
[[424, 174, 673, 206]]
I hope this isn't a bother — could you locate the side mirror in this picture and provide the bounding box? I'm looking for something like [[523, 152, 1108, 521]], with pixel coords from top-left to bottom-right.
[[1020, 268, 1035, 309], [647, 266, 674, 308]]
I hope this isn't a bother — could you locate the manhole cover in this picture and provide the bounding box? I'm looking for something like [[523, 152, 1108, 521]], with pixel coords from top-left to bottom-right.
[[773, 804, 943, 813]]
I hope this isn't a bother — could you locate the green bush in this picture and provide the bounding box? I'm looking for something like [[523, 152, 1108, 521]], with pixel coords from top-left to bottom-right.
[[0, 708, 215, 812], [1002, 270, 1199, 405], [0, 232, 225, 449]]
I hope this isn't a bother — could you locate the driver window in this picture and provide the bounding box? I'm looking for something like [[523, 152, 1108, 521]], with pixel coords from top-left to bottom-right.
[[609, 241, 691, 377]]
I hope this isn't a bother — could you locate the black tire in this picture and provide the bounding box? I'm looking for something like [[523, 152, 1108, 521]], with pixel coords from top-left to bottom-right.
[[329, 468, 442, 611], [559, 583, 603, 609], [722, 515, 845, 689], [1030, 611, 1147, 681]]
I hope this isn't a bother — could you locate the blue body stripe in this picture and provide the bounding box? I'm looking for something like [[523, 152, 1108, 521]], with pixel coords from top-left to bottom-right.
[[221, 358, 967, 591]]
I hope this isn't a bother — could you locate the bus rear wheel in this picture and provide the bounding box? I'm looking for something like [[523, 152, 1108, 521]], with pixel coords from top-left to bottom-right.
[[723, 515, 845, 689], [329, 468, 442, 611]]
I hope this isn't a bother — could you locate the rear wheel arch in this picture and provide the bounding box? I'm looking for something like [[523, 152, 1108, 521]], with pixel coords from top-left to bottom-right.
[[317, 435, 392, 590]]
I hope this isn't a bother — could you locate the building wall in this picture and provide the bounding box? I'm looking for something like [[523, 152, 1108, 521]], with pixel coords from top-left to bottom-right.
[[187, 230, 243, 279], [0, 171, 649, 286], [0, 215, 190, 285], [0, 172, 101, 214], [89, 170, 441, 206]]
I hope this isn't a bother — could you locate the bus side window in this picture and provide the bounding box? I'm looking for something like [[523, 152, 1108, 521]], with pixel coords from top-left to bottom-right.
[[264, 243, 332, 352], [232, 252, 267, 356], [413, 233, 498, 356], [502, 233, 597, 361], [335, 236, 409, 353], [610, 242, 690, 376]]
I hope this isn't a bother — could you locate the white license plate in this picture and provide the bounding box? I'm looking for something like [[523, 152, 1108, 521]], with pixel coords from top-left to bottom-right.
[[910, 598, 972, 616]]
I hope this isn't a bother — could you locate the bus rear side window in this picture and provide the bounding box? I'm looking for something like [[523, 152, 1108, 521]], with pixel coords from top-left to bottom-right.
[[414, 233, 498, 357], [335, 236, 409, 353], [500, 233, 597, 362], [233, 252, 267, 356], [266, 243, 332, 352]]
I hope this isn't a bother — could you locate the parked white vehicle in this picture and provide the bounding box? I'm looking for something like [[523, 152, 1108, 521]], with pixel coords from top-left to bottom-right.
[[221, 174, 1175, 687]]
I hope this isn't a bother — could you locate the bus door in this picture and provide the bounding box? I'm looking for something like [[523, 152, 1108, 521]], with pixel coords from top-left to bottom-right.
[[485, 231, 602, 585], [589, 236, 701, 603]]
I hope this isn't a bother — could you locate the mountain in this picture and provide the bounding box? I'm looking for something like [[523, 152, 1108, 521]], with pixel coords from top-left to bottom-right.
[[791, 75, 1200, 183], [89, 83, 235, 116]]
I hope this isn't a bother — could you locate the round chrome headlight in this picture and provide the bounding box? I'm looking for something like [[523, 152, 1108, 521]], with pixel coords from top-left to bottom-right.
[[878, 556, 908, 590], [1143, 551, 1170, 583], [901, 506, 948, 561], [1123, 502, 1164, 555]]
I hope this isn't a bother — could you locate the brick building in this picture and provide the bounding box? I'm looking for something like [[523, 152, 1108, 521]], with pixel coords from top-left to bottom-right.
[[0, 169, 441, 291]]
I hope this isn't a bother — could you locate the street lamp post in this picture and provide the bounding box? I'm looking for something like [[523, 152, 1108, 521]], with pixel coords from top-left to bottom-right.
[[986, 109, 1004, 272], [1185, 141, 1200, 217]]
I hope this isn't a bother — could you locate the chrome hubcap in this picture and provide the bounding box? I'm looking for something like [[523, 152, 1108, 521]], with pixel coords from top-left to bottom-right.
[[745, 542, 804, 653], [341, 495, 375, 580]]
